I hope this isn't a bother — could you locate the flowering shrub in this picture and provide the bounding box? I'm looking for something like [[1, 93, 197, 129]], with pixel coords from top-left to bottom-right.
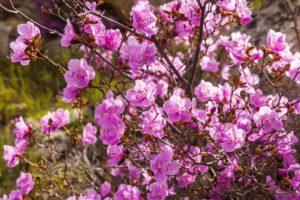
[[1, 0, 300, 199]]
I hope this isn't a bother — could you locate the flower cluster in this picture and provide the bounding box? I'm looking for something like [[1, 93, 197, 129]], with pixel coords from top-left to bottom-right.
[[2, 0, 300, 199]]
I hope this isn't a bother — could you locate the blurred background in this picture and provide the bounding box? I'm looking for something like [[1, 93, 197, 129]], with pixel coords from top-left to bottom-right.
[[0, 0, 299, 194]]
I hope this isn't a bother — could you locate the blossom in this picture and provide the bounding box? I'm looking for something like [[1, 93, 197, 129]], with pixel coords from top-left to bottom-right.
[[62, 86, 80, 103], [83, 21, 106, 46], [194, 80, 216, 102], [126, 80, 157, 108], [8, 190, 23, 200], [16, 172, 34, 195], [107, 145, 123, 166], [78, 189, 102, 200], [13, 116, 32, 139], [41, 109, 70, 134], [163, 94, 192, 123], [17, 21, 40, 41], [266, 30, 287, 53], [61, 19, 77, 47], [250, 90, 267, 108], [104, 29, 122, 51], [9, 40, 30, 66], [3, 140, 27, 168], [120, 36, 157, 71], [200, 56, 220, 73], [131, 0, 157, 35], [147, 182, 168, 200], [64, 58, 95, 89], [82, 123, 97, 145], [100, 181, 111, 197], [140, 106, 166, 138], [210, 123, 246, 152], [150, 149, 179, 182], [177, 173, 196, 188], [99, 120, 125, 145], [114, 184, 141, 200], [253, 106, 283, 133]]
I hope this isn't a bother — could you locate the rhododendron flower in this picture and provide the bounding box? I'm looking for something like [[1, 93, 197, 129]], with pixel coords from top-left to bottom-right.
[[150, 149, 179, 182], [16, 172, 34, 195], [114, 184, 141, 200], [140, 105, 166, 138], [13, 116, 32, 139], [147, 182, 168, 200], [61, 19, 77, 47], [9, 40, 30, 66], [78, 189, 102, 200], [266, 30, 287, 53], [3, 139, 27, 168], [250, 90, 267, 108], [41, 109, 70, 134], [8, 189, 23, 200], [62, 86, 80, 103], [17, 21, 40, 41], [104, 29, 122, 51], [126, 80, 157, 108], [82, 123, 97, 145], [253, 106, 283, 134], [64, 58, 95, 89], [107, 144, 123, 166], [83, 21, 106, 46], [120, 36, 157, 71], [200, 56, 220, 73], [177, 173, 196, 188], [163, 94, 192, 123], [99, 120, 125, 145], [210, 123, 246, 152], [131, 0, 158, 35], [100, 181, 111, 197], [194, 80, 215, 102]]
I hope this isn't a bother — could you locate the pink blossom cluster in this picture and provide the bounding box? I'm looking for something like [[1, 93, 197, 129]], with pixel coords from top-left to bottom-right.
[[2, 0, 300, 199]]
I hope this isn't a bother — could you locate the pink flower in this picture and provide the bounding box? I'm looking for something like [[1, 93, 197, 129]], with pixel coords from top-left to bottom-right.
[[82, 123, 97, 145], [62, 86, 80, 103], [250, 90, 267, 108], [64, 58, 95, 89], [194, 80, 216, 102], [83, 21, 106, 46], [163, 94, 192, 123], [9, 40, 30, 66], [8, 190, 23, 200], [126, 80, 157, 108], [131, 0, 158, 35], [61, 19, 77, 47], [150, 149, 179, 182], [147, 182, 168, 200], [177, 173, 196, 188], [253, 106, 283, 134], [120, 36, 157, 72], [13, 116, 32, 139], [104, 29, 122, 51], [140, 105, 166, 138], [78, 189, 102, 200], [107, 145, 123, 166], [200, 56, 220, 73], [41, 109, 70, 134], [3, 140, 27, 168], [17, 21, 40, 41], [266, 30, 287, 53], [16, 172, 34, 195], [210, 123, 246, 152], [114, 184, 141, 200], [99, 119, 125, 145], [100, 181, 111, 197]]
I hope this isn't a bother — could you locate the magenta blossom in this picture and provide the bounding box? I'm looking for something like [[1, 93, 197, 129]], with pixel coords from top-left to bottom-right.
[[41, 109, 70, 134], [147, 182, 168, 200], [114, 184, 141, 200], [140, 105, 166, 138], [131, 0, 158, 35], [100, 181, 111, 197], [104, 29, 122, 51], [150, 149, 179, 182], [163, 94, 192, 123], [120, 36, 157, 72], [107, 144, 123, 166], [62, 86, 80, 103], [266, 30, 287, 53], [17, 21, 40, 41], [200, 56, 220, 73], [9, 40, 30, 66], [82, 123, 97, 146], [126, 80, 157, 108], [13, 116, 32, 139], [194, 80, 216, 102], [64, 58, 95, 89], [16, 172, 34, 195], [61, 19, 77, 47], [3, 140, 27, 168]]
